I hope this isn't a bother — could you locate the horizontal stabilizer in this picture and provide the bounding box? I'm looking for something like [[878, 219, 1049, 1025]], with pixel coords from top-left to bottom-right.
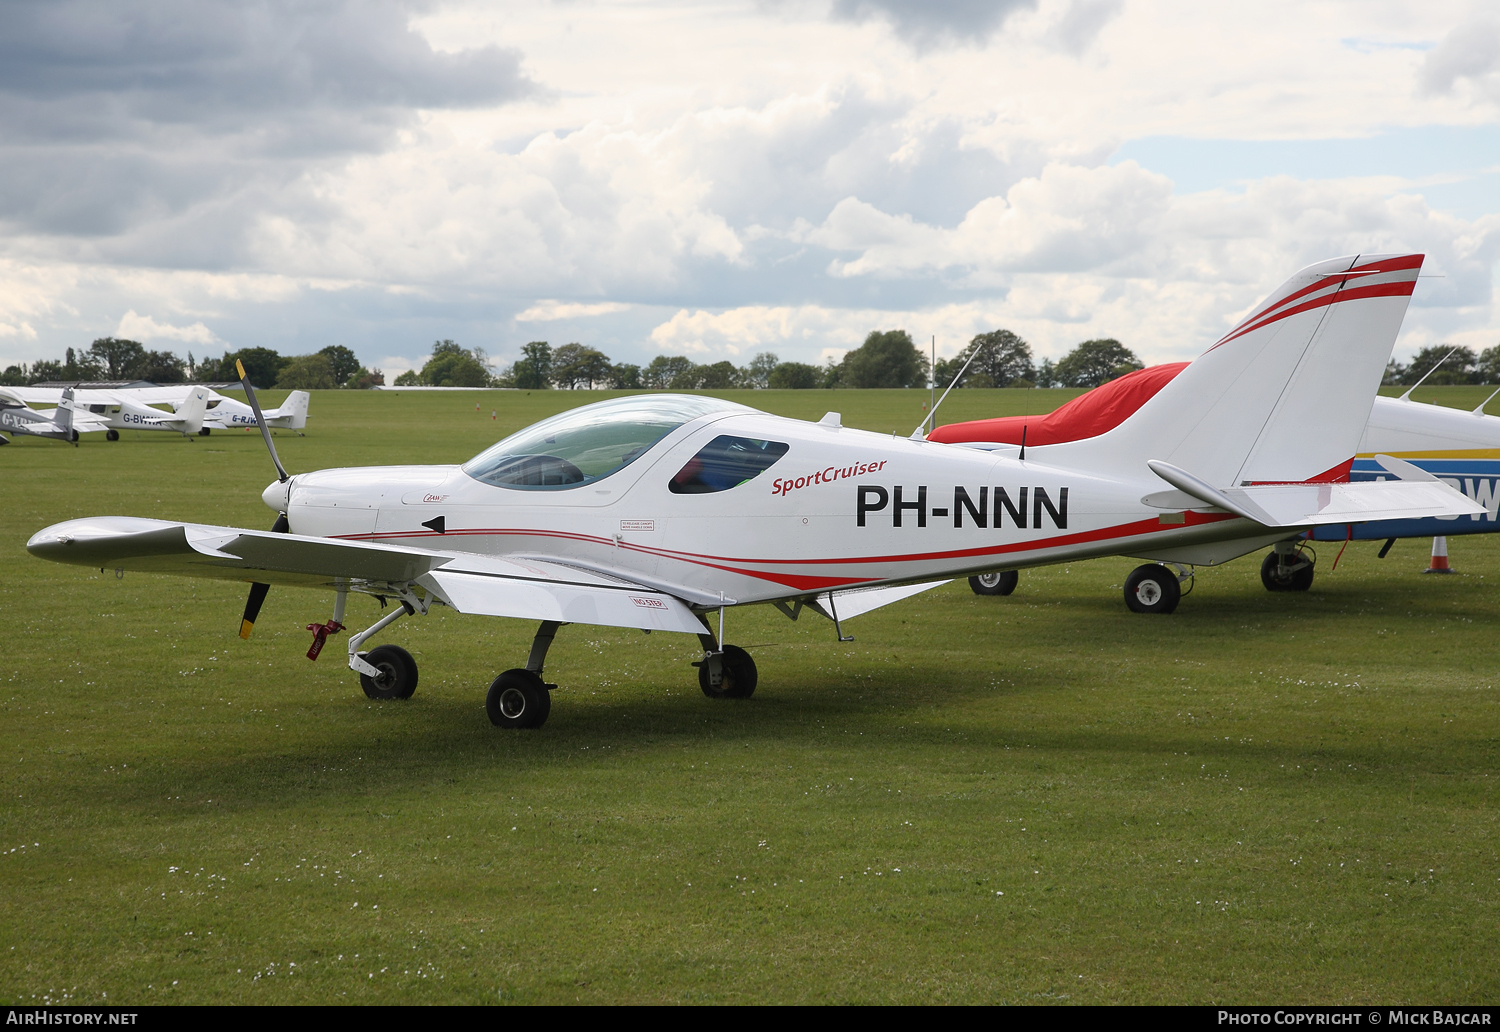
[[1220, 480, 1484, 527]]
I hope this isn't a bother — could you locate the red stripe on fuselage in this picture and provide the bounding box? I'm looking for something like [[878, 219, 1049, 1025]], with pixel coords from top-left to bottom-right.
[[334, 509, 1241, 589]]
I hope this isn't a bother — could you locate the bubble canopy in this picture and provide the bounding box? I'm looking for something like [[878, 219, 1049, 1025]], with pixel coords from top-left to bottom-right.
[[462, 394, 755, 490]]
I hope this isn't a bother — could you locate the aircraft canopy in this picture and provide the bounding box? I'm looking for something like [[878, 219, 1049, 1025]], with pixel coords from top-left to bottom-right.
[[463, 394, 753, 490]]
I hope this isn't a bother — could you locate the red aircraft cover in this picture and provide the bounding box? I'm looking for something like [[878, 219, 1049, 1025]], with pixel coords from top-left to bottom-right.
[[927, 362, 1189, 447]]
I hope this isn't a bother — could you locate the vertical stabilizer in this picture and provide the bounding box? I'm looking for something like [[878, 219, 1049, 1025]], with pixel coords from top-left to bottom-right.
[[1049, 254, 1423, 487], [56, 388, 76, 435], [272, 390, 310, 430], [176, 388, 209, 434]]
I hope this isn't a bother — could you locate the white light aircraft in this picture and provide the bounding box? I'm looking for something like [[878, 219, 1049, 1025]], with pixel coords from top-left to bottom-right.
[[5, 384, 279, 438], [1, 385, 210, 441], [27, 254, 1483, 730], [0, 387, 92, 443]]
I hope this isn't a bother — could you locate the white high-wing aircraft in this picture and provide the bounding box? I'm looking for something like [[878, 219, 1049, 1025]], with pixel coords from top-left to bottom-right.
[[1, 385, 210, 440], [5, 382, 222, 438], [0, 387, 97, 443], [26, 254, 1484, 730], [191, 389, 310, 434]]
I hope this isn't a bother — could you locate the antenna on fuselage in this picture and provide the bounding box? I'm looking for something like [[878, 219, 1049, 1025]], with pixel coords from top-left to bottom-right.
[[914, 337, 989, 439], [1019, 425, 1027, 461], [1398, 347, 1459, 402]]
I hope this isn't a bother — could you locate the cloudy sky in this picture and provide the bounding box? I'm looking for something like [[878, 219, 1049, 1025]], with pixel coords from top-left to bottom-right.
[[1, 0, 1497, 378]]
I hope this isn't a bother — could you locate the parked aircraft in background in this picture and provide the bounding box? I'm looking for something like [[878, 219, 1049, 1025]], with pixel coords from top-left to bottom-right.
[[188, 389, 310, 435], [0, 386, 205, 442], [2, 384, 283, 439], [27, 254, 1483, 730], [0, 387, 91, 443], [931, 357, 1500, 603]]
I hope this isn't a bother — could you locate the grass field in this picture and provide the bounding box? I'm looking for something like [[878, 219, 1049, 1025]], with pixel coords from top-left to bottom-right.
[[2, 386, 1498, 1005]]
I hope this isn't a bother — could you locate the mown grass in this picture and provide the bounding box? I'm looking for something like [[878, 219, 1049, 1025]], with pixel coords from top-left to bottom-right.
[[1, 386, 1497, 1005]]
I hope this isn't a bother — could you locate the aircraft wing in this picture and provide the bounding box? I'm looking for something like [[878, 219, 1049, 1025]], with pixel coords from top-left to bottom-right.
[[26, 517, 707, 635]]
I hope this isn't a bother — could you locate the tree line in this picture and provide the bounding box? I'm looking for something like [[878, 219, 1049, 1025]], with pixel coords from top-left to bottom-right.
[[1383, 346, 1500, 387], [400, 331, 1149, 392], [32, 324, 1448, 395], [0, 338, 385, 390]]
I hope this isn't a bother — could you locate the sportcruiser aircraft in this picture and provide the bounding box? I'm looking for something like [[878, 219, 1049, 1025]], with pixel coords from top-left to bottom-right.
[[26, 254, 1483, 729]]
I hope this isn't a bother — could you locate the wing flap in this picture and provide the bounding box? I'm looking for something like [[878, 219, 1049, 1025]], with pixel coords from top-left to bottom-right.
[[419, 567, 704, 633]]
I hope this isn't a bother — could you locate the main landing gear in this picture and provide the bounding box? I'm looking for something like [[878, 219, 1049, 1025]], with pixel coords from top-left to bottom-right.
[[1123, 563, 1193, 614], [105, 429, 119, 442], [324, 592, 760, 731], [1261, 542, 1315, 592], [968, 570, 1018, 596]]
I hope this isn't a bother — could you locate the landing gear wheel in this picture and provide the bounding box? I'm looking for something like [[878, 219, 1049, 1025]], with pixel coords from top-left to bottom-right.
[[1124, 564, 1181, 614], [69, 429, 79, 442], [698, 644, 758, 699], [105, 429, 119, 442], [359, 644, 419, 700], [969, 570, 1018, 596], [1260, 551, 1314, 592], [487, 669, 552, 729], [198, 427, 211, 436]]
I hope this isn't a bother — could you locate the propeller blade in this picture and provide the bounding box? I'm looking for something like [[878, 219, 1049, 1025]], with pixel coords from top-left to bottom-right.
[[241, 582, 270, 640], [238, 514, 290, 639], [236, 359, 289, 483]]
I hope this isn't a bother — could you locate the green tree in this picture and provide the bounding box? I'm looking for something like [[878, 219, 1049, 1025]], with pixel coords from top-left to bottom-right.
[[88, 337, 145, 379], [127, 350, 188, 383], [696, 361, 738, 389], [216, 347, 287, 387], [839, 330, 929, 388], [511, 342, 553, 390], [393, 369, 422, 386], [276, 353, 337, 390], [0, 364, 27, 386], [1052, 339, 1142, 388], [608, 363, 642, 389], [644, 356, 695, 389], [61, 347, 105, 381], [1399, 346, 1478, 386], [768, 361, 821, 389], [420, 340, 492, 387], [934, 329, 1034, 389], [350, 367, 385, 389], [318, 345, 361, 386], [1478, 344, 1500, 385], [551, 344, 613, 389], [742, 352, 779, 389]]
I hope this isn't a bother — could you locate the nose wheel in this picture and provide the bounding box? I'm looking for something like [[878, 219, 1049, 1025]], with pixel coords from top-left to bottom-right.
[[696, 643, 758, 699], [358, 644, 418, 700]]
